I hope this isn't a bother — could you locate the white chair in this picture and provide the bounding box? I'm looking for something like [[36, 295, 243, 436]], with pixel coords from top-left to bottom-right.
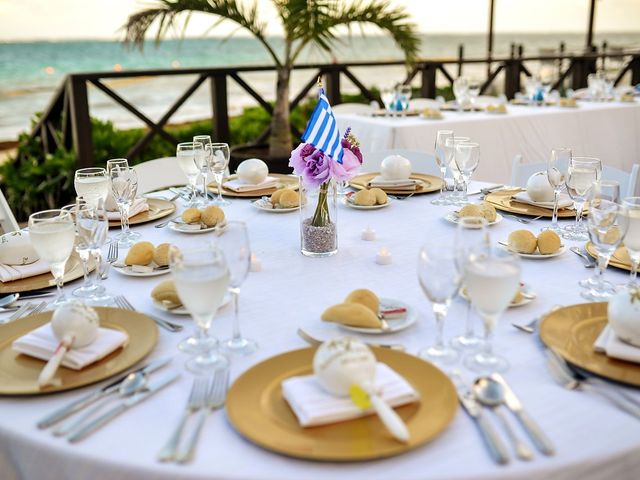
[[409, 98, 442, 110], [360, 149, 440, 176], [332, 103, 375, 115], [133, 157, 189, 194], [0, 188, 19, 234], [510, 154, 640, 197]]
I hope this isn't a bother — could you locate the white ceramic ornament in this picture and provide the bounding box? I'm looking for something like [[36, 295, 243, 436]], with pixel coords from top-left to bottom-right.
[[237, 158, 268, 185], [380, 155, 411, 181], [0, 231, 39, 266], [526, 171, 555, 202], [608, 288, 640, 347]]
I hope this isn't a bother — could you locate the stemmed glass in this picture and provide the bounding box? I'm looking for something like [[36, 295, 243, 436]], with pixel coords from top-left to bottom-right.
[[74, 168, 109, 209], [109, 166, 140, 246], [622, 197, 640, 286], [193, 135, 212, 205], [431, 130, 454, 206], [467, 78, 481, 108], [445, 136, 470, 206], [169, 243, 231, 374], [28, 210, 76, 307], [397, 84, 412, 112], [453, 77, 469, 111], [381, 87, 395, 113], [463, 247, 521, 373], [564, 157, 601, 241], [547, 147, 571, 233], [106, 158, 129, 173], [207, 143, 231, 207], [453, 142, 480, 204], [417, 239, 461, 366], [216, 221, 257, 355], [63, 199, 100, 300], [176, 142, 203, 207]]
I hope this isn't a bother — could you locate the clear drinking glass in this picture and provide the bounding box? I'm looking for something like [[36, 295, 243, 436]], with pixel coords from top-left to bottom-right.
[[463, 247, 521, 373], [193, 135, 212, 205], [170, 244, 231, 374], [453, 77, 469, 111], [106, 158, 129, 174], [109, 166, 140, 246], [622, 197, 640, 286], [207, 143, 231, 207], [74, 168, 109, 209], [417, 239, 461, 366], [28, 210, 76, 307], [397, 84, 412, 112], [564, 157, 600, 241], [216, 221, 257, 355], [547, 147, 571, 233], [467, 78, 481, 108], [431, 130, 454, 206], [176, 142, 203, 207], [453, 142, 480, 203], [445, 136, 471, 206], [381, 87, 395, 113]]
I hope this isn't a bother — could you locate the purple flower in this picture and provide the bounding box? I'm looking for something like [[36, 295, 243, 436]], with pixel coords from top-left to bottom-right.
[[289, 143, 332, 189], [341, 138, 363, 164]]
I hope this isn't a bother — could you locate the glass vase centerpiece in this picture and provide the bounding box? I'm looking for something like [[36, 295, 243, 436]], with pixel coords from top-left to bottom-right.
[[289, 129, 362, 257]]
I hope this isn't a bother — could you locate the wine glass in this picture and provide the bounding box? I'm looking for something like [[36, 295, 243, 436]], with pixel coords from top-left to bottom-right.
[[546, 147, 571, 234], [207, 143, 231, 207], [74, 168, 109, 209], [106, 158, 128, 173], [431, 130, 454, 206], [169, 243, 230, 374], [451, 216, 489, 351], [622, 197, 640, 286], [397, 84, 412, 112], [581, 199, 629, 300], [193, 135, 212, 205], [215, 221, 257, 355], [381, 87, 395, 113], [109, 166, 140, 246], [28, 210, 76, 307], [564, 157, 600, 241], [453, 142, 480, 204], [176, 142, 203, 207], [445, 136, 471, 206], [453, 76, 469, 111], [417, 239, 461, 366], [467, 78, 481, 108], [463, 247, 521, 373]]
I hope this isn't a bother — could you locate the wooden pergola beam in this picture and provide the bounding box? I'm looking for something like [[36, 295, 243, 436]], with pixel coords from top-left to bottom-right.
[[586, 0, 597, 48]]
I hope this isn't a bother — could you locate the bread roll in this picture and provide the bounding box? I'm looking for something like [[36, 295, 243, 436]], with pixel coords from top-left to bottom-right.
[[270, 188, 285, 206], [151, 280, 182, 308], [537, 230, 561, 255], [125, 241, 155, 266], [458, 204, 483, 218], [201, 206, 225, 227], [345, 289, 380, 314], [153, 243, 171, 267], [181, 208, 201, 224], [479, 202, 497, 222], [369, 188, 388, 205], [321, 303, 381, 328], [279, 189, 300, 208], [508, 230, 537, 254], [353, 189, 376, 206]]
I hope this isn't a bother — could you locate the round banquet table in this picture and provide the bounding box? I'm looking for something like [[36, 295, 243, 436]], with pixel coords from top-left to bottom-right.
[[2, 182, 640, 480]]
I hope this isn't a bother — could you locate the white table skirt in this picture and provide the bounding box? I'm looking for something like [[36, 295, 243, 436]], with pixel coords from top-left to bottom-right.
[[336, 102, 640, 186], [2, 185, 640, 480]]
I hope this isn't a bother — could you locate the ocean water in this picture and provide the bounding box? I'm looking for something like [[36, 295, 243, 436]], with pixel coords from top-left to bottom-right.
[[1, 32, 639, 141]]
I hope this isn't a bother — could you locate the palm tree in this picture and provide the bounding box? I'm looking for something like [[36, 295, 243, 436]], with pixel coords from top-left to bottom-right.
[[123, 0, 419, 158]]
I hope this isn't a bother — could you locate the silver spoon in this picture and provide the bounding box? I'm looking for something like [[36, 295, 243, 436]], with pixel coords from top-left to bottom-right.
[[473, 378, 535, 461]]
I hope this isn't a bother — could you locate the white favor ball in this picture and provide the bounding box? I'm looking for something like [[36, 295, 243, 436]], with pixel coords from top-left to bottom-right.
[[51, 301, 100, 348], [313, 338, 376, 396], [526, 171, 554, 202], [237, 158, 268, 185], [608, 288, 640, 347], [380, 155, 411, 181]]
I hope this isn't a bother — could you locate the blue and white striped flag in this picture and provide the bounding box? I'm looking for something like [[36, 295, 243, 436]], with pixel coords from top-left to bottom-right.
[[301, 88, 344, 164]]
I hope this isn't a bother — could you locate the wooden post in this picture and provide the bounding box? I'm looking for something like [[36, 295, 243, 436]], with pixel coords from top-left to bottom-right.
[[558, 42, 566, 80], [504, 59, 521, 99], [67, 77, 93, 167], [631, 55, 640, 85], [324, 68, 341, 105], [420, 64, 438, 98], [586, 0, 596, 48], [210, 75, 230, 144], [487, 0, 495, 76], [458, 44, 464, 77]]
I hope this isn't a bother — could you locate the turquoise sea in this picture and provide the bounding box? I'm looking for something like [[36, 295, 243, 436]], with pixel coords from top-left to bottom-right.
[[1, 32, 639, 141]]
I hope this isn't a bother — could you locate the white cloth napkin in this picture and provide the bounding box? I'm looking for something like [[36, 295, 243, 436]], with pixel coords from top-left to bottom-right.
[[281, 362, 419, 427], [367, 176, 420, 191], [0, 258, 51, 283], [106, 198, 149, 221], [12, 323, 129, 370], [223, 176, 278, 192], [512, 191, 573, 209], [594, 325, 640, 363]]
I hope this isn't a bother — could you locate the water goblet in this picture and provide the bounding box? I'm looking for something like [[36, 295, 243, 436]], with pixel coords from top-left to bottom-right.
[[194, 135, 212, 205], [564, 157, 600, 241], [109, 166, 140, 246], [381, 87, 395, 113], [106, 158, 128, 174], [622, 197, 640, 286], [431, 130, 454, 206], [207, 143, 231, 207], [453, 142, 480, 204], [467, 78, 481, 108], [397, 84, 412, 112], [546, 147, 571, 233], [453, 76, 469, 111], [176, 142, 203, 207], [74, 168, 109, 209], [445, 136, 471, 206]]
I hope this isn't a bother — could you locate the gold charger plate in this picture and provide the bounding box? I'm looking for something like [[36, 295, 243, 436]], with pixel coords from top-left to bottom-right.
[[226, 347, 458, 462], [484, 188, 576, 218], [539, 302, 640, 386], [586, 242, 631, 272], [349, 173, 443, 195], [208, 173, 298, 198], [0, 307, 157, 395], [0, 250, 93, 294], [109, 198, 176, 228]]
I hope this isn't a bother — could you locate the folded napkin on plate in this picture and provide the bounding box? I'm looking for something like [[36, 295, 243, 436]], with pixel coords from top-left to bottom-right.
[[282, 362, 419, 427], [512, 192, 573, 209], [367, 176, 421, 191], [0, 258, 50, 283], [12, 323, 128, 370], [223, 176, 278, 193], [594, 325, 640, 363], [106, 198, 149, 221]]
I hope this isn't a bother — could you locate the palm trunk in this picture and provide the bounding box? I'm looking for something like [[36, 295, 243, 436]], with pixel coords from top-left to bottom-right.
[[269, 67, 293, 158]]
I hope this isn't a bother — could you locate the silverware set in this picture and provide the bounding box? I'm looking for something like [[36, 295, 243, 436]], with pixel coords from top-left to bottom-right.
[[296, 327, 405, 351], [501, 213, 544, 224], [114, 295, 183, 332], [0, 300, 47, 324]]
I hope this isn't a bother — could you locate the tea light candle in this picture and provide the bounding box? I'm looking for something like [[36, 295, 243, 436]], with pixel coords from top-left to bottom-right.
[[376, 247, 392, 265], [250, 254, 262, 272], [361, 225, 376, 241]]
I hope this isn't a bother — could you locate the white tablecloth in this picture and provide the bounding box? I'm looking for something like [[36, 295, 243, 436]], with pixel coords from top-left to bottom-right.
[[336, 102, 640, 185], [2, 185, 640, 480]]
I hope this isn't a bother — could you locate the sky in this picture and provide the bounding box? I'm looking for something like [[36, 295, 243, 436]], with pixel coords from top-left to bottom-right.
[[0, 0, 639, 41]]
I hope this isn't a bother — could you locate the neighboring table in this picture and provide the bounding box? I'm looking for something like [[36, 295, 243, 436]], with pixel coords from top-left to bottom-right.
[[2, 184, 640, 480], [336, 102, 640, 187]]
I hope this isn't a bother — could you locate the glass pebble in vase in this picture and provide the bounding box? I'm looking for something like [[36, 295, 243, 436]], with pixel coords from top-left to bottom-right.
[[299, 177, 338, 257]]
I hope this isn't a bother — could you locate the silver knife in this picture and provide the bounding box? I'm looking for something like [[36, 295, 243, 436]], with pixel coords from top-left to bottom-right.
[[68, 373, 180, 443], [37, 356, 173, 429], [468, 184, 504, 196], [491, 373, 555, 456]]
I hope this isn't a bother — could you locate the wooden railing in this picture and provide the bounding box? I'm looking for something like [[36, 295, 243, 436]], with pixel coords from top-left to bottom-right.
[[29, 48, 640, 168]]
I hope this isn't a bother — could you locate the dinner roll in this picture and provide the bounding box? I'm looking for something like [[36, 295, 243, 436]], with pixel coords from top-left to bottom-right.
[[353, 189, 376, 206], [537, 230, 561, 255], [201, 206, 225, 227], [458, 204, 483, 218], [321, 303, 381, 328], [151, 279, 182, 308], [181, 208, 201, 224], [279, 189, 300, 208], [344, 289, 380, 314], [270, 188, 285, 206], [153, 243, 171, 267], [125, 241, 155, 266], [508, 230, 537, 254], [369, 188, 388, 205], [479, 202, 497, 222]]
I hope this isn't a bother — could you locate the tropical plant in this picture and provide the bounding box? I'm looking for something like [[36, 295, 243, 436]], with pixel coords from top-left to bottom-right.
[[123, 0, 419, 158]]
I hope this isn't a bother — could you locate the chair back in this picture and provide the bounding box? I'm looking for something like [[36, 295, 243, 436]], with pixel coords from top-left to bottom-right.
[[133, 157, 189, 194], [360, 149, 440, 176], [332, 103, 375, 115], [0, 188, 19, 234]]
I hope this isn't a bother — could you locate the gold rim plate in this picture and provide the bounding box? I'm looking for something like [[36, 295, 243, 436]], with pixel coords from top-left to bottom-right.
[[109, 198, 176, 228], [226, 347, 458, 461], [349, 173, 442, 195], [484, 188, 576, 218], [540, 302, 640, 386], [586, 242, 631, 272], [0, 307, 157, 395], [208, 174, 298, 198]]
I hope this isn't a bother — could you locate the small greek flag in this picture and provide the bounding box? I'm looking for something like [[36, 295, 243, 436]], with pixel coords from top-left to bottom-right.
[[301, 88, 344, 164]]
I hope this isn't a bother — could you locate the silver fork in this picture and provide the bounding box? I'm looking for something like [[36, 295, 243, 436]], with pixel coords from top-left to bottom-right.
[[157, 377, 207, 462], [512, 305, 562, 333], [176, 369, 229, 464], [389, 192, 416, 201], [502, 213, 544, 224], [115, 296, 183, 332], [155, 215, 181, 229], [101, 241, 119, 280], [1, 302, 33, 324]]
